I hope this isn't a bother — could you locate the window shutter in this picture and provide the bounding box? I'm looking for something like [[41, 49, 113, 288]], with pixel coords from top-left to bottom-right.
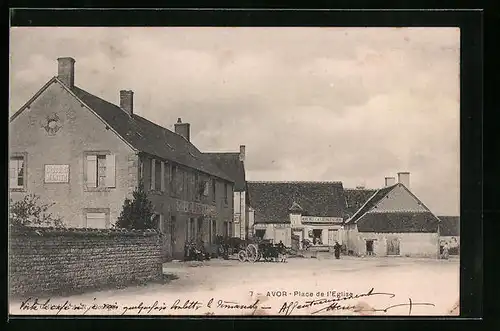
[[86, 155, 97, 187], [105, 154, 116, 188], [9, 160, 17, 187], [151, 159, 155, 190], [160, 161, 165, 191]]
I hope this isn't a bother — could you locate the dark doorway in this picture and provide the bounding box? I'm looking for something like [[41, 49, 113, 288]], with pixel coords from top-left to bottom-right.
[[312, 229, 323, 245], [170, 215, 177, 259], [197, 217, 203, 242], [255, 229, 266, 239], [366, 240, 374, 255], [211, 220, 217, 243]]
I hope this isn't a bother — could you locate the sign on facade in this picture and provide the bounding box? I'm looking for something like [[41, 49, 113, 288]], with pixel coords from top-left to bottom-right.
[[174, 199, 217, 216], [44, 164, 69, 183], [301, 216, 343, 224]]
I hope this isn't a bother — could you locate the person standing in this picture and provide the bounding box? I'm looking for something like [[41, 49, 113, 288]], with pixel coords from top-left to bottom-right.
[[333, 241, 342, 259], [442, 242, 450, 260]]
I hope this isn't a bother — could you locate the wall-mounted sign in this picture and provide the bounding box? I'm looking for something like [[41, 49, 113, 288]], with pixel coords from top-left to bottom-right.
[[174, 198, 216, 216], [301, 216, 343, 224], [44, 165, 69, 183]]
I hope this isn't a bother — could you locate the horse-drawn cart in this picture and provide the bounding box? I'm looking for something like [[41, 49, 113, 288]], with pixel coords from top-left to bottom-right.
[[237, 239, 287, 263], [216, 236, 288, 262]]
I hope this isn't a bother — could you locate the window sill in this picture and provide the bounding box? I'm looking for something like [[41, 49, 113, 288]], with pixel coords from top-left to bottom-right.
[[149, 190, 165, 196], [10, 187, 26, 192]]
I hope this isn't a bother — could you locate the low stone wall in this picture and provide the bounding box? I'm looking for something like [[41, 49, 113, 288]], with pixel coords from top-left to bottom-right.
[[9, 226, 162, 296]]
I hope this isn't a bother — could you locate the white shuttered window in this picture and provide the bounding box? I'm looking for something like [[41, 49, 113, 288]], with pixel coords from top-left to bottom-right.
[[85, 153, 116, 188], [86, 212, 106, 228]]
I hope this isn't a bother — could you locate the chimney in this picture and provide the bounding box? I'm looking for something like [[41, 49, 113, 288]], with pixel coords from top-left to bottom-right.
[[239, 145, 246, 162], [57, 57, 75, 88], [397, 172, 410, 189], [385, 176, 396, 187], [174, 118, 190, 142], [120, 90, 134, 116]]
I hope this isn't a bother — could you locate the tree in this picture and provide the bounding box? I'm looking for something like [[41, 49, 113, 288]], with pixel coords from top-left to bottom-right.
[[115, 182, 155, 230], [9, 194, 64, 228]]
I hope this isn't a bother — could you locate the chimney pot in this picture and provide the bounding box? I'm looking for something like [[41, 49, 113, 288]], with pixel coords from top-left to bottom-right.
[[397, 172, 410, 189], [120, 90, 134, 116], [57, 57, 75, 88], [175, 119, 190, 142], [239, 145, 246, 162], [385, 176, 396, 187]]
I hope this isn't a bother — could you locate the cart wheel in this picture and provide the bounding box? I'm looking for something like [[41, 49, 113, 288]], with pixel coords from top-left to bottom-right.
[[238, 250, 248, 262], [256, 251, 262, 262], [246, 244, 258, 263]]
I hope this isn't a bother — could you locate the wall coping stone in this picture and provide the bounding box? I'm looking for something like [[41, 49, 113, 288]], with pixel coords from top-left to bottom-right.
[[9, 225, 159, 238]]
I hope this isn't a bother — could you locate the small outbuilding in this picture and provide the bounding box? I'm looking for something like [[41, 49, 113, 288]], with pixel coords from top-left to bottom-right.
[[345, 173, 441, 258]]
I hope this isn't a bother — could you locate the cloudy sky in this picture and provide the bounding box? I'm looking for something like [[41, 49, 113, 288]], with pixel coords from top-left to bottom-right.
[[9, 27, 460, 215]]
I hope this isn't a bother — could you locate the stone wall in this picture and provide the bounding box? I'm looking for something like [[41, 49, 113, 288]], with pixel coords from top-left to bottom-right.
[[9, 227, 162, 296], [350, 230, 439, 258]]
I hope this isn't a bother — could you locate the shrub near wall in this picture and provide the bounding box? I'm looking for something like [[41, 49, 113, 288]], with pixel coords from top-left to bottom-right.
[[9, 226, 163, 297]]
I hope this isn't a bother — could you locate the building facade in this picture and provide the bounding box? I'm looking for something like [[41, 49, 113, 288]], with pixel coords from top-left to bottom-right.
[[247, 181, 346, 249], [9, 57, 234, 261], [344, 173, 441, 258], [205, 146, 249, 239]]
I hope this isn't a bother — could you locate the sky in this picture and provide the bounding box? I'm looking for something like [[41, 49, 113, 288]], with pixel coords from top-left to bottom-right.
[[9, 27, 460, 215]]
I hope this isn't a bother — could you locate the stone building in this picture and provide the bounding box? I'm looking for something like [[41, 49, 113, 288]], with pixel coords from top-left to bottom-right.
[[344, 173, 441, 258], [9, 57, 235, 261], [205, 145, 249, 239], [247, 181, 346, 248]]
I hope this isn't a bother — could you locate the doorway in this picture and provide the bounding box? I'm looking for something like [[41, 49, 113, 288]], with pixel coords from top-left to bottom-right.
[[255, 229, 266, 239], [312, 229, 323, 245], [366, 240, 374, 256], [387, 238, 400, 255], [170, 216, 176, 256]]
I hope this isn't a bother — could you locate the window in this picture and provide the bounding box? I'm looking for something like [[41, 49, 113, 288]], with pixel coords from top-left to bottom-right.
[[194, 173, 200, 200], [160, 161, 165, 192], [85, 153, 115, 189], [170, 165, 177, 194], [164, 162, 169, 192], [212, 179, 216, 201], [179, 171, 185, 197], [224, 183, 228, 204], [223, 221, 229, 237], [152, 159, 161, 191], [9, 155, 25, 190], [85, 212, 108, 229], [139, 159, 144, 181]]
